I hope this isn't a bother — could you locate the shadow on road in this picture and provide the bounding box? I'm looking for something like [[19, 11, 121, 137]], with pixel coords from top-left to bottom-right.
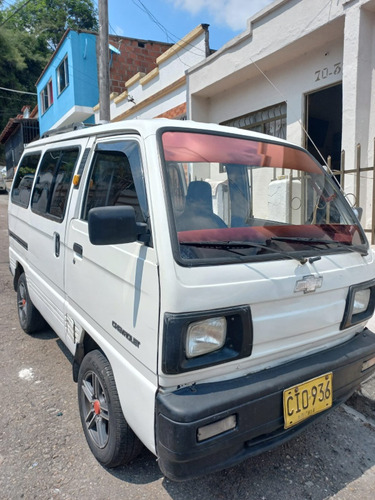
[[157, 412, 375, 499], [30, 327, 74, 366], [92, 404, 375, 499], [30, 327, 58, 341], [107, 448, 164, 485]]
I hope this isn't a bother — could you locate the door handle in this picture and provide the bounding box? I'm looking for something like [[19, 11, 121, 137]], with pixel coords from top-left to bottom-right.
[[73, 243, 83, 257], [54, 232, 60, 257]]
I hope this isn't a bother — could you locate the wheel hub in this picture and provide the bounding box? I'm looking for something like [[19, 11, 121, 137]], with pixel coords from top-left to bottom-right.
[[93, 399, 101, 415]]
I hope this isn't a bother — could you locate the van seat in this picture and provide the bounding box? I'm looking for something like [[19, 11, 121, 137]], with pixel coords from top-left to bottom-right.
[[176, 181, 227, 231]]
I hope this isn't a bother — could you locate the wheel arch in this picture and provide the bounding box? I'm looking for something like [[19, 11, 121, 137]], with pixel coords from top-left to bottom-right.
[[73, 331, 103, 382], [73, 327, 157, 454], [77, 349, 143, 467], [13, 262, 25, 291]]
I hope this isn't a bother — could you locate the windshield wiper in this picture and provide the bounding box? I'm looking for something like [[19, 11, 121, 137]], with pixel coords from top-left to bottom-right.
[[179, 240, 308, 264], [270, 236, 368, 256]]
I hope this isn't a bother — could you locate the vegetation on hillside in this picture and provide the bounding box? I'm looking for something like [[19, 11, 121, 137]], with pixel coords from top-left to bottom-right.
[[0, 0, 98, 162]]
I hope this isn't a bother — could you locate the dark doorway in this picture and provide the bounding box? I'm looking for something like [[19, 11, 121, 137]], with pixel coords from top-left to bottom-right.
[[305, 84, 342, 175]]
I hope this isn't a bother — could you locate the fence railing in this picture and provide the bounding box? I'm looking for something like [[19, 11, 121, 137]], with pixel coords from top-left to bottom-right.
[[331, 139, 375, 244]]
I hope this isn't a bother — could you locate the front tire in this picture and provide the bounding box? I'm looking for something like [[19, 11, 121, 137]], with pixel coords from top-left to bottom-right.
[[16, 273, 46, 334], [77, 350, 143, 467]]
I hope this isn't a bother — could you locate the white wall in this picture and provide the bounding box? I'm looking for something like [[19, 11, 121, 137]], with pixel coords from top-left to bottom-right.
[[96, 26, 208, 122], [341, 5, 375, 230], [188, 0, 345, 99], [206, 39, 344, 147]]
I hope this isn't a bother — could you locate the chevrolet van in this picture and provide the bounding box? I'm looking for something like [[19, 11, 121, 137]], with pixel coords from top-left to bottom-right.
[[8, 119, 375, 480]]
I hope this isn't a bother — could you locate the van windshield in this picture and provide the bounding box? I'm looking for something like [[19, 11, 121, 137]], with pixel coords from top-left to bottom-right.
[[161, 130, 368, 265]]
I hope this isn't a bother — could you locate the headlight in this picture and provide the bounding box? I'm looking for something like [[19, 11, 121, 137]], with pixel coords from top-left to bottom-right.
[[186, 317, 226, 358], [353, 289, 371, 315], [162, 306, 253, 374], [341, 279, 375, 329]]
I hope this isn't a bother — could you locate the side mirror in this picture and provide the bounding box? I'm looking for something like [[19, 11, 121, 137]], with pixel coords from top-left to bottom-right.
[[88, 206, 149, 245]]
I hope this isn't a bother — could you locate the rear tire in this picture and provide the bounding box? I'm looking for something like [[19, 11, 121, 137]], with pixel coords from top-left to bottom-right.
[[16, 273, 46, 334], [77, 350, 143, 467]]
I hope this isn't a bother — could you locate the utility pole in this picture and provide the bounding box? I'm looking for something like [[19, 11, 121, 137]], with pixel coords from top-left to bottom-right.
[[98, 0, 110, 121]]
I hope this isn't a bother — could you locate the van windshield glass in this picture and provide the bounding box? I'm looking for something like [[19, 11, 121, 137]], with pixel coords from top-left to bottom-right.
[[161, 130, 367, 265]]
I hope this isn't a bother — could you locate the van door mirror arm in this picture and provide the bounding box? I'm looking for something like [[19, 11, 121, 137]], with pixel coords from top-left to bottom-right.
[[352, 206, 363, 221], [136, 222, 151, 244]]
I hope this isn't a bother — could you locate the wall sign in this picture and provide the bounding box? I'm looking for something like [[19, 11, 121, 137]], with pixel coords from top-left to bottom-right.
[[315, 62, 342, 82]]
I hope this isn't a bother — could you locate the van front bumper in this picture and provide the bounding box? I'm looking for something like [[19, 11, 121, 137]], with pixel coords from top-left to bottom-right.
[[155, 329, 375, 481]]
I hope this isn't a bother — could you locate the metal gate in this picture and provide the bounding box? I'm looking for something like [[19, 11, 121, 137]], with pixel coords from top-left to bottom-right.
[[330, 139, 375, 244]]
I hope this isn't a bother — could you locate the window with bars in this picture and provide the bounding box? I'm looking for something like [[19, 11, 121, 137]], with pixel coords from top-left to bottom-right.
[[222, 102, 287, 139]]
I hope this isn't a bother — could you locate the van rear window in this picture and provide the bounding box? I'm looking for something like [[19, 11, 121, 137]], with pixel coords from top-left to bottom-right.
[[31, 148, 79, 221], [11, 153, 41, 208]]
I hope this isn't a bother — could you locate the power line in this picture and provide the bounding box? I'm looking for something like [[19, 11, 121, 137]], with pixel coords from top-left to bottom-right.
[[93, 0, 118, 37], [1, 1, 15, 8], [128, 0, 207, 71], [0, 0, 34, 28], [246, 0, 336, 171], [131, 0, 205, 56], [0, 86, 37, 96]]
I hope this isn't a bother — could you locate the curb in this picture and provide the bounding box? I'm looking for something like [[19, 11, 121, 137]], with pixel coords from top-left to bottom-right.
[[347, 391, 375, 422], [348, 373, 375, 421]]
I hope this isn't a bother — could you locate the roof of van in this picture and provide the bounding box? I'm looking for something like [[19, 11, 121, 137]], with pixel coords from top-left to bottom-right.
[[26, 119, 290, 149]]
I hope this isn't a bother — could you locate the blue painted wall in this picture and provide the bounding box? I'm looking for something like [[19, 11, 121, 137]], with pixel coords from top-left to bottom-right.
[[37, 31, 98, 136]]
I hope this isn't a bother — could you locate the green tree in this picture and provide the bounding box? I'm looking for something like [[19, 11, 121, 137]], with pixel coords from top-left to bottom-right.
[[0, 27, 41, 142], [2, 0, 98, 50], [0, 0, 98, 161]]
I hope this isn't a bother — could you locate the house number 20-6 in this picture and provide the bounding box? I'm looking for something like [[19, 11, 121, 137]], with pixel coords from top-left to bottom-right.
[[315, 62, 342, 82]]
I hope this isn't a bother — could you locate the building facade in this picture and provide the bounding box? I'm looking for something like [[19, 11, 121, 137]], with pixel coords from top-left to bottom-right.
[[36, 31, 99, 137], [95, 25, 210, 123], [36, 30, 172, 137], [0, 106, 39, 174], [187, 0, 375, 241]]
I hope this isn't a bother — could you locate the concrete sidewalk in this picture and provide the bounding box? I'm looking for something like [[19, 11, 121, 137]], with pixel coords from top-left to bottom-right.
[[363, 313, 375, 400], [347, 314, 375, 420]]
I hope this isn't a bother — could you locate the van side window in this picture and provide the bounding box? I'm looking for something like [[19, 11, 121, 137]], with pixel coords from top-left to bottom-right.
[[11, 153, 41, 208], [82, 141, 148, 222], [31, 148, 79, 221]]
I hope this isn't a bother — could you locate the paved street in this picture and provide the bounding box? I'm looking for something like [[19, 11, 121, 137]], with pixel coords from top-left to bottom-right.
[[1, 190, 375, 500]]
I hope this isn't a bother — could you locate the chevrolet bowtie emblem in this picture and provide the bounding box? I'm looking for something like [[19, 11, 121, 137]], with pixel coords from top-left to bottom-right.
[[294, 275, 323, 293]]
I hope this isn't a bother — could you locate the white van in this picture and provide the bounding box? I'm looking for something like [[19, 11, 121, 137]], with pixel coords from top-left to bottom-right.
[[8, 119, 375, 480]]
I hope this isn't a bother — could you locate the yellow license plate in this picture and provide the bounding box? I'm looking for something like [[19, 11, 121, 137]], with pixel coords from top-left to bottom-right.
[[283, 373, 333, 429]]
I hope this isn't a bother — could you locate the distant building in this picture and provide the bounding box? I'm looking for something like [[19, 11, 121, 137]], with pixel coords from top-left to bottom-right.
[[36, 30, 99, 137], [36, 29, 173, 137], [0, 106, 39, 175]]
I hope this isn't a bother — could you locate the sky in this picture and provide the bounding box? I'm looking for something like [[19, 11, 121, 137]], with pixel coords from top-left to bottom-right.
[[1, 0, 275, 51], [106, 0, 275, 51]]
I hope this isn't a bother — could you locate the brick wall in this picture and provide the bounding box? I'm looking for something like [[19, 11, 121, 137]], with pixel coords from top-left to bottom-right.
[[156, 103, 187, 119], [108, 36, 172, 95]]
